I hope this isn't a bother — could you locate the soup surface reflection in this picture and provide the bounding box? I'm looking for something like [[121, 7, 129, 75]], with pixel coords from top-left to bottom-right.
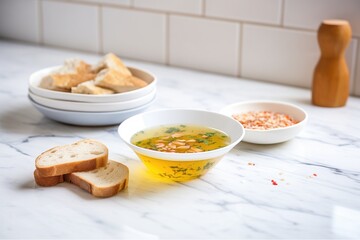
[[131, 124, 231, 153]]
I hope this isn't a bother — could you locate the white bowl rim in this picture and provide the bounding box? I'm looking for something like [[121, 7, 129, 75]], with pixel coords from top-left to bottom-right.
[[118, 108, 245, 161], [28, 88, 156, 112], [220, 100, 308, 133], [29, 65, 157, 102], [29, 95, 155, 114]]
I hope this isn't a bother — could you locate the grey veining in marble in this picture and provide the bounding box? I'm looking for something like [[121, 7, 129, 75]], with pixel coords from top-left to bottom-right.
[[0, 40, 360, 239]]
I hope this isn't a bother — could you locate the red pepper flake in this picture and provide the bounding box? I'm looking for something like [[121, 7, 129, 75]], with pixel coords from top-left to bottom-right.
[[313, 173, 317, 177], [271, 180, 278, 185]]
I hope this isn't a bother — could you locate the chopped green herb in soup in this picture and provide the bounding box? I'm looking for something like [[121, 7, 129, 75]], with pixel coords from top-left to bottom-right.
[[131, 124, 231, 153]]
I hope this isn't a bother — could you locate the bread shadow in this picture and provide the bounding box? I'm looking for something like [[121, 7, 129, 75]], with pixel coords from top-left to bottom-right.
[[18, 179, 39, 190], [19, 178, 109, 200]]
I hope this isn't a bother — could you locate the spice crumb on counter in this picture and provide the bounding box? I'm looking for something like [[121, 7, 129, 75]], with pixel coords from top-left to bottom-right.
[[271, 179, 278, 186]]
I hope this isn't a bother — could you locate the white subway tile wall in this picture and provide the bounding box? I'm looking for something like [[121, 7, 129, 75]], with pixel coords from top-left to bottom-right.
[[0, 0, 40, 43], [169, 15, 240, 75], [134, 0, 203, 15], [206, 0, 282, 25], [102, 7, 166, 64], [42, 1, 99, 52], [284, 0, 360, 37], [75, 0, 131, 6], [242, 25, 357, 93], [0, 0, 359, 96], [242, 25, 319, 88], [356, 45, 360, 96]]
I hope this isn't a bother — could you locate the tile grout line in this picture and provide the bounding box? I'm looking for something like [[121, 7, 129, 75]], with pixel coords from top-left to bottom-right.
[[237, 23, 243, 78], [165, 13, 170, 65], [351, 38, 359, 95], [38, 0, 44, 45], [280, 0, 285, 27], [98, 4, 103, 54], [202, 0, 206, 16]]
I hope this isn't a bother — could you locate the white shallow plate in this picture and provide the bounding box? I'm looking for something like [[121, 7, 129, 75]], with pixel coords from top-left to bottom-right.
[[29, 88, 156, 112], [220, 100, 308, 144], [29, 97, 155, 126], [29, 66, 157, 103]]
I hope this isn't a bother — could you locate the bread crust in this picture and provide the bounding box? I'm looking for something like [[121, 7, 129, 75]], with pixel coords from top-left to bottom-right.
[[35, 140, 108, 177], [34, 169, 64, 187], [36, 156, 108, 177]]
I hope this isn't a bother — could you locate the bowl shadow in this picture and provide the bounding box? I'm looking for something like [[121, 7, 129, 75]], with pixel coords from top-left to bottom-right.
[[116, 157, 183, 199], [0, 103, 116, 136]]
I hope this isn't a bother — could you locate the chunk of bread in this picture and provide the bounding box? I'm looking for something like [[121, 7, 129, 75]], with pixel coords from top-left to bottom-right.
[[35, 139, 108, 177], [40, 59, 95, 90], [34, 160, 129, 198], [71, 80, 114, 95], [92, 53, 132, 77], [95, 68, 147, 93]]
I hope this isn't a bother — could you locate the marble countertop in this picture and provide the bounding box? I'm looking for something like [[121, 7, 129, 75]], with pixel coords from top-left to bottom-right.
[[1, 40, 360, 239]]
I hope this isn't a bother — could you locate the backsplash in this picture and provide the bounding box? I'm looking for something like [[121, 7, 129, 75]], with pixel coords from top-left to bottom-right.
[[0, 0, 359, 96]]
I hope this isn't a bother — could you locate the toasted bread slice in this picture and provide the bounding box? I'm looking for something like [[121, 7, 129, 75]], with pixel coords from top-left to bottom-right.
[[40, 59, 95, 90], [92, 53, 132, 77], [34, 160, 129, 198], [95, 68, 147, 93], [71, 80, 114, 95], [35, 139, 108, 177]]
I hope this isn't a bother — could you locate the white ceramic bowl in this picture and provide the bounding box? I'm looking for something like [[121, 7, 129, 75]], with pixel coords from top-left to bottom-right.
[[118, 109, 245, 181], [220, 101, 307, 144], [29, 96, 155, 126], [29, 66, 156, 103], [28, 88, 156, 112]]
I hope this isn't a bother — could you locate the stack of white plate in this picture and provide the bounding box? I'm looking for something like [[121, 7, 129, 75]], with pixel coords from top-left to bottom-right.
[[28, 66, 156, 126]]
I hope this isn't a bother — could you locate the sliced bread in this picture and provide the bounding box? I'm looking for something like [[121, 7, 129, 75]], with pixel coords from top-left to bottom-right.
[[95, 68, 148, 93], [92, 53, 132, 77], [71, 80, 115, 95], [35, 139, 108, 177], [34, 160, 129, 198], [65, 160, 129, 198]]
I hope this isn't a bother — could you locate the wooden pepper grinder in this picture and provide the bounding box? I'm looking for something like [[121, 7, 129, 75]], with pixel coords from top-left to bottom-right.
[[312, 20, 352, 107]]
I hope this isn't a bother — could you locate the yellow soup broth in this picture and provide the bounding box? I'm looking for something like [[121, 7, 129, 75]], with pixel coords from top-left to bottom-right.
[[131, 124, 231, 153]]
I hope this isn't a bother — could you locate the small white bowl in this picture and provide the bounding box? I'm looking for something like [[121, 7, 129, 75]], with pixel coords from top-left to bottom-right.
[[29, 66, 156, 103], [29, 96, 155, 126], [118, 109, 245, 181], [29, 88, 156, 112], [220, 101, 307, 144]]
